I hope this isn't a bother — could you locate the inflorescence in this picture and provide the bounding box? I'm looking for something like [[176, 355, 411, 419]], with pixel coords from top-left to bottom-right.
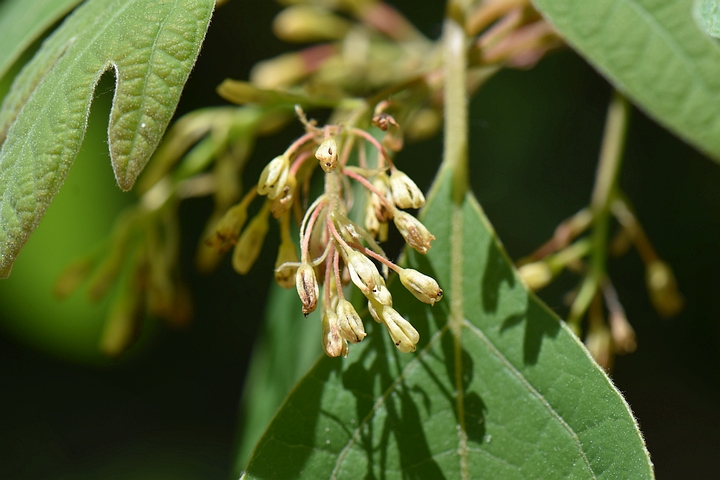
[[205, 106, 442, 357]]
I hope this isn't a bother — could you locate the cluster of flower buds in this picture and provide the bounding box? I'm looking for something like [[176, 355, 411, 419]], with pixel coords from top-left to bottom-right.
[[205, 106, 442, 357]]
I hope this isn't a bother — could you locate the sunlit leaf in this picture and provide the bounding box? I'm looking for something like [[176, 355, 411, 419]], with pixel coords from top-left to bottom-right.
[[0, 0, 215, 278], [532, 0, 720, 161], [240, 168, 653, 478], [0, 0, 82, 82]]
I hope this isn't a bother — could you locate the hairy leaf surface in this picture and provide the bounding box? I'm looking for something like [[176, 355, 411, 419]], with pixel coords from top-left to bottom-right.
[[0, 0, 214, 278], [533, 0, 720, 160], [0, 0, 82, 81], [240, 168, 653, 479]]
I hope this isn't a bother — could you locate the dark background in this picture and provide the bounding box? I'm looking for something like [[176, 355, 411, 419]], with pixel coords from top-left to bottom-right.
[[1, 1, 719, 478]]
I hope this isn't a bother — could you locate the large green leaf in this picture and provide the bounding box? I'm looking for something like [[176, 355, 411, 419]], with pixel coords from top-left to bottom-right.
[[0, 0, 83, 81], [0, 0, 215, 278], [532, 0, 720, 161], [240, 168, 653, 479]]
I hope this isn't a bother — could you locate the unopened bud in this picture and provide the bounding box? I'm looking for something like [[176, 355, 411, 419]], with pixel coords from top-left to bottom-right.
[[345, 249, 391, 305], [609, 311, 636, 355], [399, 268, 442, 305], [274, 239, 299, 289], [53, 255, 96, 299], [645, 260, 684, 317], [258, 155, 290, 199], [371, 174, 393, 222], [389, 169, 425, 209], [518, 262, 553, 291], [336, 299, 366, 343], [585, 323, 613, 372], [322, 310, 349, 357], [393, 210, 435, 254], [271, 174, 296, 218], [232, 209, 270, 274], [316, 138, 339, 173], [273, 5, 351, 43], [296, 263, 319, 316], [205, 202, 249, 253], [381, 306, 420, 353]]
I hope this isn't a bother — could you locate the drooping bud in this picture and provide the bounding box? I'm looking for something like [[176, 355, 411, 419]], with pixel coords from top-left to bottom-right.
[[232, 208, 270, 274], [399, 268, 443, 305], [336, 299, 366, 343], [609, 310, 636, 355], [205, 202, 249, 253], [322, 310, 348, 357], [274, 238, 299, 289], [518, 261, 553, 291], [344, 248, 391, 305], [273, 5, 351, 43], [381, 306, 420, 353], [645, 260, 683, 317], [371, 173, 393, 222], [393, 210, 435, 254], [389, 169, 425, 209], [257, 155, 290, 199], [271, 174, 297, 218], [296, 263, 319, 316], [316, 138, 339, 173], [585, 323, 613, 372]]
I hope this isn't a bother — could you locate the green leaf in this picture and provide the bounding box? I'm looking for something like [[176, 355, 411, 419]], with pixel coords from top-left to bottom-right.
[[234, 284, 323, 475], [532, 0, 720, 161], [0, 0, 215, 278], [695, 0, 720, 38], [241, 168, 653, 479], [0, 0, 83, 82]]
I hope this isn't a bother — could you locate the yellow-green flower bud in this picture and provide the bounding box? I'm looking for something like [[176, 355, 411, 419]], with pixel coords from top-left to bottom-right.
[[336, 299, 366, 343], [271, 174, 297, 218], [205, 202, 249, 253], [609, 311, 636, 355], [371, 173, 393, 222], [645, 260, 684, 317], [316, 138, 339, 173], [518, 261, 553, 291], [389, 169, 425, 209], [393, 211, 435, 254], [585, 323, 613, 372], [232, 209, 270, 275], [274, 238, 299, 289], [399, 268, 442, 305], [322, 310, 348, 357], [345, 249, 391, 305], [258, 155, 290, 199], [381, 306, 420, 353], [296, 263, 319, 316], [273, 5, 351, 43]]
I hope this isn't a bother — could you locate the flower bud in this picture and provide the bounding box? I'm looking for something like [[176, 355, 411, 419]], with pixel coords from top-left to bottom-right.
[[585, 323, 613, 372], [389, 169, 425, 209], [274, 238, 299, 289], [232, 209, 270, 275], [381, 306, 420, 353], [609, 311, 636, 355], [296, 263, 319, 316], [393, 210, 435, 254], [371, 173, 393, 222], [645, 260, 684, 317], [322, 310, 348, 357], [345, 249, 390, 305], [336, 299, 366, 343], [205, 202, 249, 253], [258, 155, 290, 199], [518, 261, 553, 291], [273, 5, 351, 43], [316, 138, 339, 173], [399, 268, 443, 305], [271, 174, 296, 218]]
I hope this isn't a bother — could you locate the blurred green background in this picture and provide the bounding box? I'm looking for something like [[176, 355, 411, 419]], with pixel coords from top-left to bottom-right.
[[1, 1, 719, 478]]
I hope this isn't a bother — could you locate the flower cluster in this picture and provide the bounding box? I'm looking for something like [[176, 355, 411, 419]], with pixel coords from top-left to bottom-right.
[[206, 106, 442, 357]]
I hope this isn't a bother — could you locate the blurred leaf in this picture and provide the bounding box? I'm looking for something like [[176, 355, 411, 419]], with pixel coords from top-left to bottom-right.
[[240, 168, 653, 478], [0, 0, 82, 81], [533, 0, 720, 161], [0, 0, 215, 278], [234, 284, 323, 474]]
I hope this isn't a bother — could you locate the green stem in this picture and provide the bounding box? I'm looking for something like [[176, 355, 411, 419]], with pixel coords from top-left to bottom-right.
[[568, 91, 630, 329], [441, 16, 469, 204]]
